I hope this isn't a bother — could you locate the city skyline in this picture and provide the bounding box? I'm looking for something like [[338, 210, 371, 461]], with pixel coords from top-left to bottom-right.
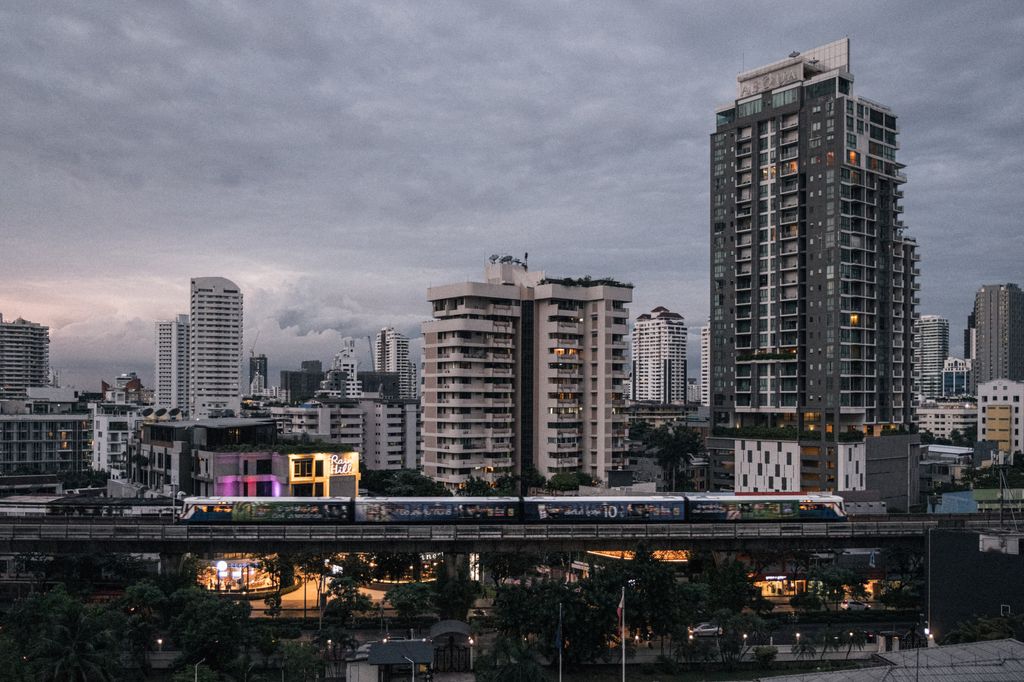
[[2, 3, 1022, 388]]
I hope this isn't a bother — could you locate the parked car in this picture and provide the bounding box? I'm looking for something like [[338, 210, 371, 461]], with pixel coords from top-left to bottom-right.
[[690, 622, 722, 637], [841, 599, 871, 611]]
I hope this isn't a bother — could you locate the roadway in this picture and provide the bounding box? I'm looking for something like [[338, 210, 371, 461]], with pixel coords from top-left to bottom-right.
[[0, 517, 1004, 554]]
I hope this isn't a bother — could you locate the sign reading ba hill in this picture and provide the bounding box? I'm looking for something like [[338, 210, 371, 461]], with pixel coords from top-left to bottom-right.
[[329, 451, 359, 477]]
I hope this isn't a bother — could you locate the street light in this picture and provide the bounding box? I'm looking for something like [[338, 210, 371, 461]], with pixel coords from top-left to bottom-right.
[[468, 637, 475, 670], [156, 638, 163, 652], [194, 657, 206, 682], [402, 656, 416, 682]]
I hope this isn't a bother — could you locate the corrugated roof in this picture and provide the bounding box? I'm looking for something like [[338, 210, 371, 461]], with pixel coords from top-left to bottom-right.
[[758, 640, 1024, 682], [367, 641, 433, 665]]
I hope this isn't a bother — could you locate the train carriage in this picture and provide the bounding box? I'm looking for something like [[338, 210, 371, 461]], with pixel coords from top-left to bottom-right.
[[522, 496, 688, 523], [684, 493, 846, 522], [354, 496, 519, 523], [179, 497, 352, 523]]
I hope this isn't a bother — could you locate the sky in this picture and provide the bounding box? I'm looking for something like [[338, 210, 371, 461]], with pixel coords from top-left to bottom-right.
[[2, 1, 1022, 389]]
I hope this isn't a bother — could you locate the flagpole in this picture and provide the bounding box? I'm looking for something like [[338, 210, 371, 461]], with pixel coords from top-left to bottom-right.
[[558, 602, 563, 682], [621, 586, 626, 682]]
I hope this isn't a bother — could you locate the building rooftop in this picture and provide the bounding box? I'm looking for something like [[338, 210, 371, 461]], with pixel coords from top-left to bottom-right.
[[758, 639, 1024, 681]]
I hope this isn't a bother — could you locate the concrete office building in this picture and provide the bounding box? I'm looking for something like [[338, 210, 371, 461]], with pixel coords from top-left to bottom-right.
[[971, 284, 1024, 391], [709, 39, 917, 492], [281, 361, 324, 404], [319, 339, 362, 399], [422, 257, 631, 489], [913, 315, 949, 400], [155, 314, 190, 411], [917, 400, 977, 441], [0, 391, 92, 474], [270, 400, 363, 452], [942, 357, 972, 398], [359, 396, 420, 470], [699, 324, 711, 407], [90, 402, 143, 479], [0, 314, 49, 400], [188, 278, 243, 418], [631, 307, 687, 404], [978, 379, 1024, 457], [375, 328, 417, 399]]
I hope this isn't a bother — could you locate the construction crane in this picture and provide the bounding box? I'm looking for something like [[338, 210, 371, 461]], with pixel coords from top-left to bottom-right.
[[367, 334, 376, 371]]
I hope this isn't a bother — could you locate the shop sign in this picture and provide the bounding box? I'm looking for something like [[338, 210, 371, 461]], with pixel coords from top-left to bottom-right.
[[329, 452, 358, 476]]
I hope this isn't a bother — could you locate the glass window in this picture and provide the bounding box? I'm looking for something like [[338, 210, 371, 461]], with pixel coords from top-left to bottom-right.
[[771, 88, 798, 108], [737, 98, 763, 118], [717, 109, 735, 126]]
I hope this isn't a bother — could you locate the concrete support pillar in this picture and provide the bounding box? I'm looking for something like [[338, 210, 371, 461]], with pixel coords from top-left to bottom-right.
[[892, 636, 900, 652], [158, 553, 185, 576]]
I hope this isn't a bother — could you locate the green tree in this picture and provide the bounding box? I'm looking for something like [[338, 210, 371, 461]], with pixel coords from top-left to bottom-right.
[[296, 552, 341, 627], [279, 640, 324, 681], [809, 566, 867, 611], [460, 476, 495, 496], [171, 663, 219, 682], [118, 579, 168, 673], [476, 637, 545, 682], [753, 645, 778, 669], [944, 614, 1024, 643], [386, 582, 436, 628], [789, 590, 824, 614], [335, 553, 374, 586], [482, 551, 541, 588], [433, 566, 481, 621], [546, 471, 596, 491], [370, 552, 424, 582], [703, 559, 759, 613], [714, 609, 766, 667], [361, 469, 452, 496], [324, 576, 373, 632], [168, 587, 251, 672], [647, 423, 704, 490]]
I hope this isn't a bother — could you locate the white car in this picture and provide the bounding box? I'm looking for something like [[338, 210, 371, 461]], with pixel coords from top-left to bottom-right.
[[841, 600, 871, 611], [691, 622, 722, 637]]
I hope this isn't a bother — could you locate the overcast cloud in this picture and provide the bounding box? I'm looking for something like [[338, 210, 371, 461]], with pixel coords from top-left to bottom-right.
[[1, 1, 1022, 388]]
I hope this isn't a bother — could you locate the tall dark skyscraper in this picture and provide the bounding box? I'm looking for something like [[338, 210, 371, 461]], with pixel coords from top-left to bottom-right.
[[971, 283, 1024, 390], [248, 353, 268, 392], [709, 39, 918, 492]]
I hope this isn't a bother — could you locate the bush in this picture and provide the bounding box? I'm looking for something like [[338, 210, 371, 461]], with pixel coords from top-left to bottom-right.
[[753, 645, 778, 669]]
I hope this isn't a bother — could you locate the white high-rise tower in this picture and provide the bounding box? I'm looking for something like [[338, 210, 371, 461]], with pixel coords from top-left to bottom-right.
[[631, 307, 687, 404], [188, 277, 243, 418], [155, 314, 189, 409], [375, 327, 417, 399], [700, 324, 711, 407], [913, 315, 949, 400]]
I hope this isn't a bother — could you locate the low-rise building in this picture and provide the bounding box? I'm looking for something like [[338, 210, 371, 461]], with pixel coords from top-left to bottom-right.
[[917, 400, 977, 441], [978, 379, 1024, 457], [130, 417, 360, 498], [358, 396, 419, 470], [270, 400, 363, 453]]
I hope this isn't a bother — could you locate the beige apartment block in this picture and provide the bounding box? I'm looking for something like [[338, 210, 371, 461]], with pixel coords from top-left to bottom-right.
[[422, 258, 632, 490]]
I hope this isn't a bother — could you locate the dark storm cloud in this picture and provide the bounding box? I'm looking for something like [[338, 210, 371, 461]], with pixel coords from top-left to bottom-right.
[[1, 1, 1021, 386]]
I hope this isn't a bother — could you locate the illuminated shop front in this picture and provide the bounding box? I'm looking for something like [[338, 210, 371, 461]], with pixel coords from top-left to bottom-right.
[[288, 451, 360, 497], [198, 555, 279, 594]]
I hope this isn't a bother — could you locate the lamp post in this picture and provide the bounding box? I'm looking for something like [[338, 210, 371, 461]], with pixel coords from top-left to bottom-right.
[[156, 638, 163, 652], [468, 637, 475, 670], [402, 656, 416, 682], [194, 657, 206, 682]]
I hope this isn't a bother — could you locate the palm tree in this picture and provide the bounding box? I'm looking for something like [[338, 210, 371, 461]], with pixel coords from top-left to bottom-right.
[[33, 604, 123, 681]]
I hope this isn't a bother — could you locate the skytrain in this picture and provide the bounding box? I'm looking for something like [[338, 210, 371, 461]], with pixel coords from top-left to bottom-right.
[[178, 493, 847, 524]]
